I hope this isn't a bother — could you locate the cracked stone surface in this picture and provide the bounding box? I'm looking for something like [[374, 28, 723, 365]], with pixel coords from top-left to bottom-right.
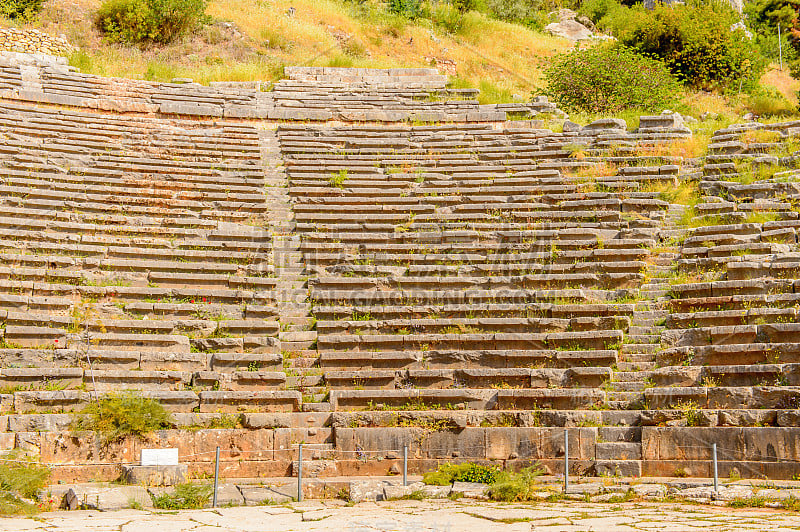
[[3, 500, 800, 531]]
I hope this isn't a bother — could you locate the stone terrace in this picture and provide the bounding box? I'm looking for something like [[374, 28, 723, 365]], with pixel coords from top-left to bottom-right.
[[0, 58, 799, 483]]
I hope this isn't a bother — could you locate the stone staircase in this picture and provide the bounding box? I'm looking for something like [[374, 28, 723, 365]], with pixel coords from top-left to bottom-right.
[[262, 129, 325, 407]]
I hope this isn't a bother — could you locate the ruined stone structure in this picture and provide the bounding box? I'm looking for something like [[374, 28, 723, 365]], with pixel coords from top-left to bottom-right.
[[0, 29, 73, 56], [0, 54, 798, 483]]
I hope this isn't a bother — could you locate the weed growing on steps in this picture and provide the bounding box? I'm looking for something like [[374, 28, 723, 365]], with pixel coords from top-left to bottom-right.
[[0, 451, 51, 515], [71, 392, 173, 443]]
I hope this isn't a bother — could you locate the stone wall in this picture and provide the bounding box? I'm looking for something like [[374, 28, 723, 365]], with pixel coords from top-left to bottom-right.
[[0, 28, 73, 55]]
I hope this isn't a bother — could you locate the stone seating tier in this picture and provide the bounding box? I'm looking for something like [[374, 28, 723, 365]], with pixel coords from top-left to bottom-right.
[[2, 63, 800, 479]]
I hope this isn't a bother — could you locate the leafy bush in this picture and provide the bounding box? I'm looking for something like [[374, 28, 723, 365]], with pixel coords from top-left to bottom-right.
[[95, 0, 208, 44], [543, 43, 681, 113], [487, 465, 545, 502], [422, 462, 500, 485], [0, 0, 43, 19], [151, 482, 212, 509], [616, 0, 765, 91], [71, 393, 173, 443]]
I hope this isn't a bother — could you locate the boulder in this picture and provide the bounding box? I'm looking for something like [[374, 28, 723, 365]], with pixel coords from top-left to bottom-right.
[[581, 118, 626, 133], [349, 480, 392, 502], [545, 20, 593, 41], [121, 465, 187, 487]]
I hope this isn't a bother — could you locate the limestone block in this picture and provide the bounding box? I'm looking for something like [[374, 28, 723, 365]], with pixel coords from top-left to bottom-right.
[[121, 465, 188, 487], [451, 481, 489, 499], [239, 484, 296, 505], [63, 485, 152, 511]]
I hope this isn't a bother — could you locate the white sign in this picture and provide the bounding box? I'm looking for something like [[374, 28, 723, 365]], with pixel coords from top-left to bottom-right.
[[141, 448, 179, 466]]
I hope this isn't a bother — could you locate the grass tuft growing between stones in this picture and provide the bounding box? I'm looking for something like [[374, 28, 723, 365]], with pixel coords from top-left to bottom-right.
[[423, 462, 500, 485], [151, 482, 213, 510], [422, 461, 546, 502], [487, 465, 546, 502]]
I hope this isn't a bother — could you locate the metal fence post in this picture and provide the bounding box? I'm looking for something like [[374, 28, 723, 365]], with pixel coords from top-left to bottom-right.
[[712, 443, 719, 494], [403, 446, 408, 487], [564, 428, 569, 493], [212, 446, 220, 508], [298, 443, 303, 502]]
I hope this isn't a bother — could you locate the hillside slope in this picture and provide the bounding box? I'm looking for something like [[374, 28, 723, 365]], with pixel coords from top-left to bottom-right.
[[19, 0, 571, 103], [1, 0, 797, 121]]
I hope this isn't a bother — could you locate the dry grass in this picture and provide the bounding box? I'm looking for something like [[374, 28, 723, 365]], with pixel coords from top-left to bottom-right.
[[639, 180, 699, 205], [636, 136, 710, 159], [14, 0, 572, 96], [761, 64, 800, 105], [569, 161, 618, 178], [2, 0, 798, 119], [740, 129, 782, 145]]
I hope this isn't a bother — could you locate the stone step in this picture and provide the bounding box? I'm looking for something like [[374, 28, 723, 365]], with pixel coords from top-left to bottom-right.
[[596, 442, 642, 461], [628, 326, 663, 335], [639, 290, 668, 298], [622, 352, 656, 363], [608, 381, 645, 392], [282, 341, 317, 351], [594, 460, 642, 477], [624, 334, 660, 344], [615, 361, 656, 371], [287, 358, 320, 369], [631, 311, 669, 320], [621, 343, 660, 355], [605, 391, 641, 402], [612, 370, 652, 381]]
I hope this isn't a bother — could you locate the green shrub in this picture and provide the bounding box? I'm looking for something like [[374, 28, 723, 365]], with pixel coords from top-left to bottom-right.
[[452, 0, 476, 12], [95, 0, 208, 44], [388, 0, 422, 18], [0, 452, 50, 515], [617, 0, 765, 91], [0, 0, 43, 20], [71, 393, 173, 443], [151, 482, 212, 509], [0, 452, 49, 499], [543, 43, 681, 113], [422, 462, 500, 485], [578, 0, 637, 34], [422, 462, 546, 501], [487, 465, 545, 502], [482, 0, 561, 30]]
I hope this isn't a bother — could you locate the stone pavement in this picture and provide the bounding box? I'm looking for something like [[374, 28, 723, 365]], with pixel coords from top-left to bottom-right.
[[3, 499, 800, 531]]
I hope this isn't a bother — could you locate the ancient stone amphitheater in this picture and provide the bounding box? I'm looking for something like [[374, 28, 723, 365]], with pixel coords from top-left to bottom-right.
[[0, 51, 799, 485]]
